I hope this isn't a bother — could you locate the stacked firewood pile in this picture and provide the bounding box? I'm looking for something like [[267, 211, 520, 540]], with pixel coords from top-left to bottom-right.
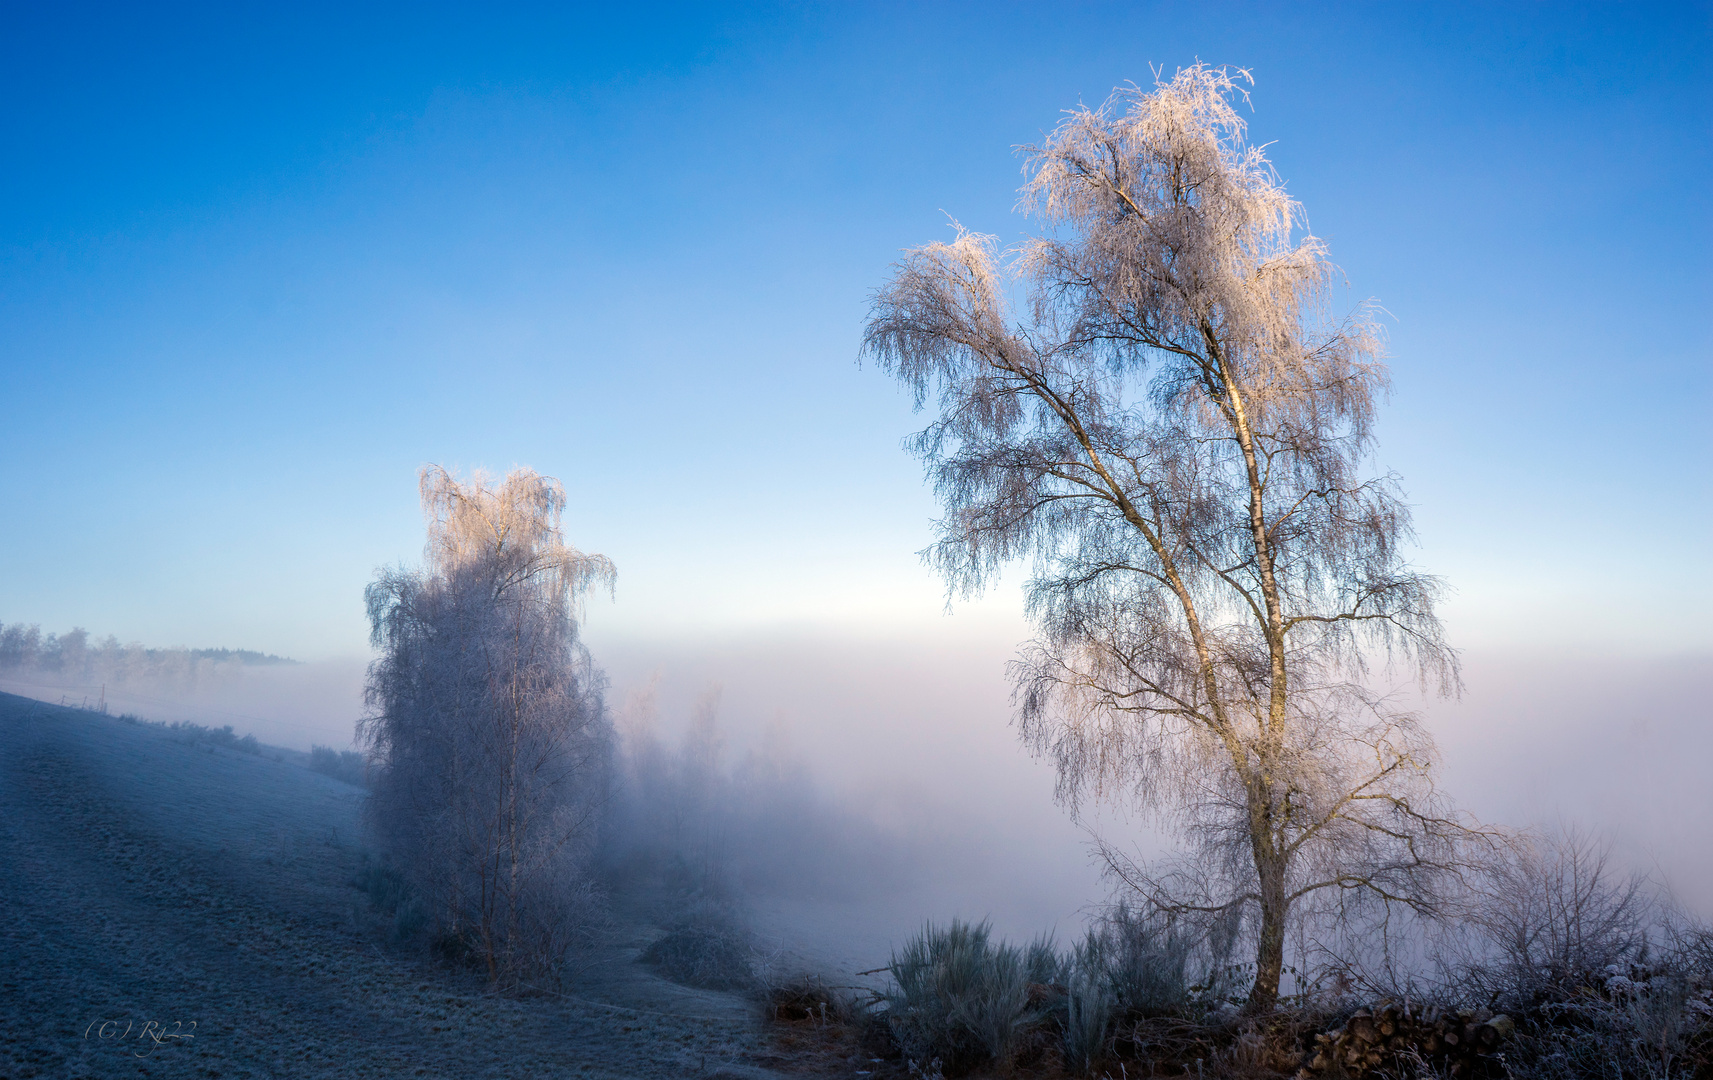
[[1296, 1000, 1514, 1078]]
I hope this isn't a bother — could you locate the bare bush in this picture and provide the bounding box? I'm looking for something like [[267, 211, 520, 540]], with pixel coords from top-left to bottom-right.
[[603, 685, 734, 905], [360, 465, 614, 987], [1427, 831, 1713, 1080], [352, 853, 428, 943], [1455, 829, 1653, 1007], [766, 973, 863, 1025], [600, 680, 906, 925]]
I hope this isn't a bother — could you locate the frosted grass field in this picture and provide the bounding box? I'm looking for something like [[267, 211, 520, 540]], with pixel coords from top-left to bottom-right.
[[0, 692, 787, 1079]]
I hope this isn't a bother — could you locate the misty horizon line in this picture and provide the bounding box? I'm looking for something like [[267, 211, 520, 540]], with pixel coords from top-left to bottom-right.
[[1, 620, 300, 668]]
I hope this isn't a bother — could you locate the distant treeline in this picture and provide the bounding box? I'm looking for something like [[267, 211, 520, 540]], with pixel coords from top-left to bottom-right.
[[0, 621, 297, 687]]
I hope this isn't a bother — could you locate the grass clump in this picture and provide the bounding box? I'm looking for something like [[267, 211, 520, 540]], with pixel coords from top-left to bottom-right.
[[881, 919, 1063, 1075], [857, 908, 1245, 1077]]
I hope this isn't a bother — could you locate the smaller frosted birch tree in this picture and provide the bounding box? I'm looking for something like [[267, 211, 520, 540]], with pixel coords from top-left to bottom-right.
[[361, 466, 614, 985], [864, 67, 1485, 1011]]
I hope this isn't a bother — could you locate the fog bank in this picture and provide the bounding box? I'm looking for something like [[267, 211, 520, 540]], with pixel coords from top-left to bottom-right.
[[590, 622, 1112, 964], [6, 617, 1703, 953], [1425, 649, 1713, 913], [0, 638, 366, 753]]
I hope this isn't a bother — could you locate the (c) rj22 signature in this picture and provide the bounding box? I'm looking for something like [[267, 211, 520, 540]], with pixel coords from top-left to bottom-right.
[[85, 1018, 197, 1058]]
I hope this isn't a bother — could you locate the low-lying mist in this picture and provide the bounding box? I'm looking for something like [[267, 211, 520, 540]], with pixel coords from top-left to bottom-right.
[[6, 616, 1706, 972], [1424, 648, 1713, 913], [0, 620, 365, 751], [590, 624, 1114, 976], [589, 627, 1713, 970], [594, 658, 1108, 981]]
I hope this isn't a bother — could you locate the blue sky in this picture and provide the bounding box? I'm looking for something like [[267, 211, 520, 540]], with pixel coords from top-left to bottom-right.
[[2, 1, 1708, 660]]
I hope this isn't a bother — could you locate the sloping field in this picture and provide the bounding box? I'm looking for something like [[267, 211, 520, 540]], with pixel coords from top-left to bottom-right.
[[0, 693, 786, 1079]]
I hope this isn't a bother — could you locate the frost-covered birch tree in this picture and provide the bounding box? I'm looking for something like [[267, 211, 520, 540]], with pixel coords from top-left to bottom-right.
[[864, 67, 1482, 1010], [360, 466, 614, 985]]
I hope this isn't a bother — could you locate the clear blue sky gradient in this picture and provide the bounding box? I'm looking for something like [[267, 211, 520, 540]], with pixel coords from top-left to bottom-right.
[[2, 2, 1708, 659]]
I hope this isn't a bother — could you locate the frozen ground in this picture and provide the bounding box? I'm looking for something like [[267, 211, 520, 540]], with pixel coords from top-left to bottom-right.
[[0, 692, 800, 1079]]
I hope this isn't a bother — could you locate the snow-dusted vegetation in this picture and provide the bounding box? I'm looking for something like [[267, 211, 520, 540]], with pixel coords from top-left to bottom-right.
[[359, 466, 615, 988]]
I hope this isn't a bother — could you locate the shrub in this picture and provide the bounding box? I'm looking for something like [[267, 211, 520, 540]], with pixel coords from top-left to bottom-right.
[[1055, 905, 1234, 1074], [881, 919, 1062, 1074], [166, 721, 266, 755], [766, 973, 861, 1025], [309, 744, 367, 787], [1493, 957, 1713, 1080], [640, 903, 758, 992], [1092, 903, 1201, 1016], [869, 908, 1244, 1076], [352, 854, 425, 944], [1062, 933, 1116, 1074]]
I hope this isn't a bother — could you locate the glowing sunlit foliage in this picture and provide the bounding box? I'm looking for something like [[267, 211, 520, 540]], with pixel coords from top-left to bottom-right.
[[360, 466, 614, 985], [866, 67, 1483, 1010]]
